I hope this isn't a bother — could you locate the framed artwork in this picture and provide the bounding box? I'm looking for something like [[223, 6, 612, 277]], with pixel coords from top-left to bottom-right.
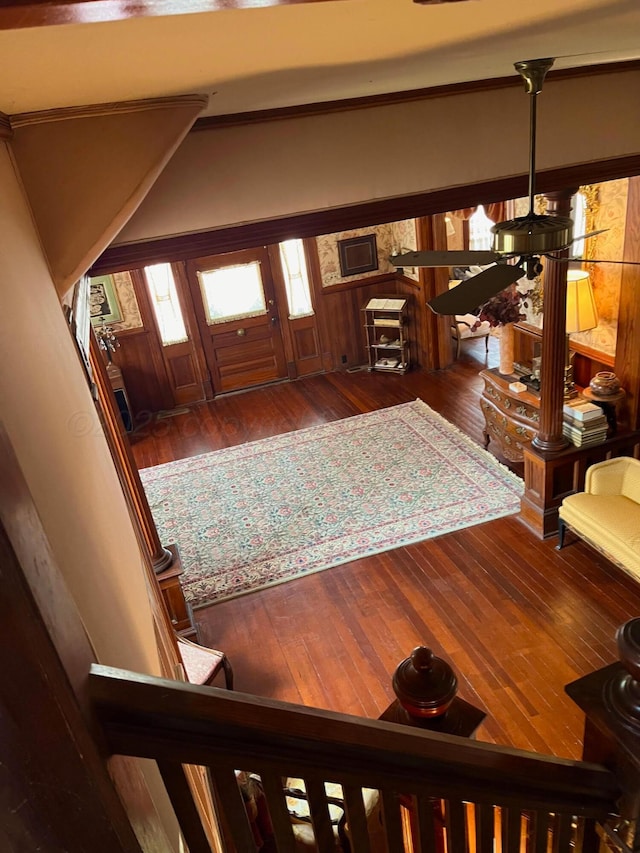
[[89, 274, 122, 325], [70, 275, 93, 383], [337, 234, 379, 277]]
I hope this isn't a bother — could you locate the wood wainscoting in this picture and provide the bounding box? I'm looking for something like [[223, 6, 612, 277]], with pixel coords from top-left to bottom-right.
[[104, 248, 430, 423]]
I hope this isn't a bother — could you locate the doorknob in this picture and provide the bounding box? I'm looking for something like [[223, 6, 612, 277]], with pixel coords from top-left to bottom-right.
[[268, 299, 275, 306], [271, 316, 277, 325], [237, 328, 246, 336]]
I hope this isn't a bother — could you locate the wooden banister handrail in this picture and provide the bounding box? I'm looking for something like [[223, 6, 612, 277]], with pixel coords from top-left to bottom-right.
[[90, 664, 617, 817]]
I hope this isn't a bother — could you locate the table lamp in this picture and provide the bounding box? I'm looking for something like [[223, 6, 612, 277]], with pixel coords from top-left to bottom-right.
[[564, 269, 598, 398]]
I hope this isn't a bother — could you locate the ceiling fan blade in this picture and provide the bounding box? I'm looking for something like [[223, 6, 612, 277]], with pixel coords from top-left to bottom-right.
[[572, 228, 608, 242], [428, 264, 525, 316], [549, 229, 610, 253], [390, 250, 501, 268], [547, 256, 640, 267]]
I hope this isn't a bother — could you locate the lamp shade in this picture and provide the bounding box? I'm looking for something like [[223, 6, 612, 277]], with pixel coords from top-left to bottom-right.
[[565, 270, 598, 334]]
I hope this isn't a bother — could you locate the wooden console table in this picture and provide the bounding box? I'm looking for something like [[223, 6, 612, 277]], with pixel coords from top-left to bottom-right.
[[480, 368, 540, 463]]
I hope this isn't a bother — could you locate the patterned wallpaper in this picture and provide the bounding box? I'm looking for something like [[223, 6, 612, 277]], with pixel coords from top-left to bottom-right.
[[111, 271, 143, 330], [588, 178, 627, 323], [517, 180, 629, 358], [317, 218, 418, 287]]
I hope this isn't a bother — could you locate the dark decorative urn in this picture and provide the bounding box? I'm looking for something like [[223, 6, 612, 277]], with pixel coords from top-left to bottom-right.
[[589, 371, 621, 397], [392, 646, 458, 720]]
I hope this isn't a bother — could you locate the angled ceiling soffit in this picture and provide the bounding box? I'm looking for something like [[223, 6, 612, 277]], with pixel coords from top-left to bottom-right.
[[10, 94, 208, 297]]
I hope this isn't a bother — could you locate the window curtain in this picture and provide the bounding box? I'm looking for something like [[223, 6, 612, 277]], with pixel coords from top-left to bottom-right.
[[449, 202, 507, 223]]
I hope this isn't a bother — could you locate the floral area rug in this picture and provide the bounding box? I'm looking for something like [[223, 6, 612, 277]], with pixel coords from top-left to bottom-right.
[[140, 399, 523, 608]]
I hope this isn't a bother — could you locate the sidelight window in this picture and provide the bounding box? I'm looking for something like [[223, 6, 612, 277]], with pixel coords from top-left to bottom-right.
[[144, 263, 188, 346], [279, 239, 314, 318]]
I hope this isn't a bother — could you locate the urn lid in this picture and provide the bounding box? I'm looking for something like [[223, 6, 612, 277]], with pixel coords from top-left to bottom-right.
[[392, 647, 458, 718]]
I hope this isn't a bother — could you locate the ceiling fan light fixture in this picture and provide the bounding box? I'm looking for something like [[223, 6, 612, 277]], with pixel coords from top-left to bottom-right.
[[492, 213, 573, 256]]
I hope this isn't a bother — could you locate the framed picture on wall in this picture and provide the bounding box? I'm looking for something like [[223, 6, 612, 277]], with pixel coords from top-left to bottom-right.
[[68, 275, 93, 384], [89, 274, 122, 325], [337, 234, 379, 277]]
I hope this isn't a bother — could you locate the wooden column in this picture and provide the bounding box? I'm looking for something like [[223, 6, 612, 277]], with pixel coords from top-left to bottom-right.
[[521, 188, 578, 538], [416, 213, 452, 371], [531, 188, 576, 452]]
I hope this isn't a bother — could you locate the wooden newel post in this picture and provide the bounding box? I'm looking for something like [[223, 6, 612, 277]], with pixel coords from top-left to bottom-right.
[[381, 646, 486, 734], [379, 648, 487, 853], [566, 618, 640, 839]]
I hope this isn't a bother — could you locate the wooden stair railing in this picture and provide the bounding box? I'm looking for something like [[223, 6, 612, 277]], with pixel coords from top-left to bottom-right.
[[89, 664, 620, 853]]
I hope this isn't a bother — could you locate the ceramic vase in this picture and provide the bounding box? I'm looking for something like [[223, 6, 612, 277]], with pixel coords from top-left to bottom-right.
[[499, 323, 515, 375], [589, 371, 621, 397]]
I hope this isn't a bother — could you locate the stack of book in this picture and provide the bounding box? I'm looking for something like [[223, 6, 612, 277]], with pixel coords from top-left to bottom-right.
[[562, 399, 608, 447]]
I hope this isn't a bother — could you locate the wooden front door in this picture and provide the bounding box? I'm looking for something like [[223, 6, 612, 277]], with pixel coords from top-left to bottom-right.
[[186, 248, 288, 394]]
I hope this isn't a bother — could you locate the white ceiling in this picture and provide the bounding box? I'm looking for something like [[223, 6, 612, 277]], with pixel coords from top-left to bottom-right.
[[1, 0, 639, 118]]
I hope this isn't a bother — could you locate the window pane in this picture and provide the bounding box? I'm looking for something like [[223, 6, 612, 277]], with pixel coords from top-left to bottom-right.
[[144, 263, 188, 346], [469, 205, 495, 251], [571, 192, 587, 258], [279, 239, 314, 318], [198, 262, 266, 325]]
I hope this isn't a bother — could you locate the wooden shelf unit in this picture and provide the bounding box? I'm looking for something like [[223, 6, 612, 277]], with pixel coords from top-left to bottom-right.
[[363, 297, 410, 374]]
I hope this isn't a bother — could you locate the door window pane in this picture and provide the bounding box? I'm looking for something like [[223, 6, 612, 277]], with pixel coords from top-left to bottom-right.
[[144, 263, 188, 346], [198, 262, 266, 325], [279, 239, 314, 318]]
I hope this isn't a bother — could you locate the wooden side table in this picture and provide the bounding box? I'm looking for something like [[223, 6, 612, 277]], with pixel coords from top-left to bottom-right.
[[480, 367, 540, 463], [106, 361, 133, 433], [156, 544, 198, 641]]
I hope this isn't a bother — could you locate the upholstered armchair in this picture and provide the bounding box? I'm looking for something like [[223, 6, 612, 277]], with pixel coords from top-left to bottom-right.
[[448, 280, 491, 359], [451, 313, 491, 359]]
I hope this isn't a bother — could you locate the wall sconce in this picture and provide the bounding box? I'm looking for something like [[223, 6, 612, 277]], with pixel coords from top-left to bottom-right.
[[564, 269, 598, 398]]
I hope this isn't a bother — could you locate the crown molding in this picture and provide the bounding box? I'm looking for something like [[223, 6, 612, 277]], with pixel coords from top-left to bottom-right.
[[193, 59, 640, 131], [0, 112, 12, 138], [11, 94, 209, 128]]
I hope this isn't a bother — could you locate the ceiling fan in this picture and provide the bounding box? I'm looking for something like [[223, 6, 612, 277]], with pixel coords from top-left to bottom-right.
[[390, 57, 636, 316]]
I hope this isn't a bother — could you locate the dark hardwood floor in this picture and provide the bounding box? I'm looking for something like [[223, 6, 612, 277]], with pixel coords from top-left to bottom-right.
[[131, 339, 640, 760]]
